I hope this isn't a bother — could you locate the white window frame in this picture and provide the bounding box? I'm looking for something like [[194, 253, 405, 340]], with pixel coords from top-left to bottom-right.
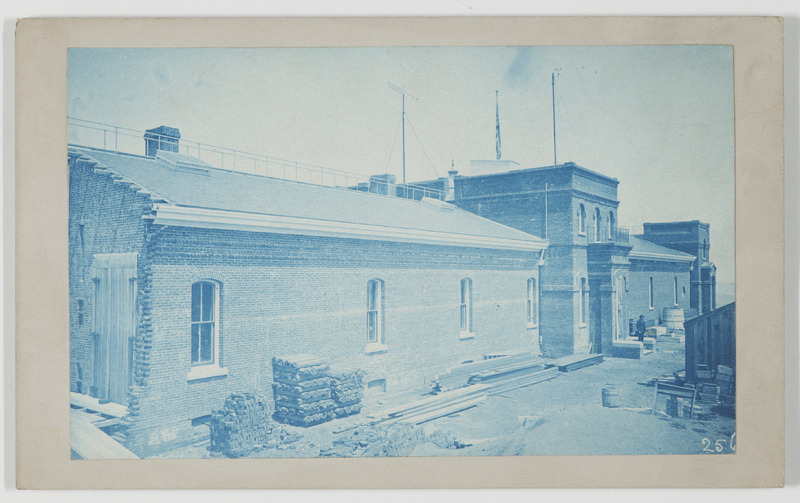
[[460, 278, 474, 338], [608, 211, 615, 240], [188, 280, 227, 381], [594, 207, 601, 242], [366, 279, 387, 353], [578, 203, 586, 236], [648, 277, 655, 311], [673, 276, 679, 306], [526, 278, 538, 328], [579, 278, 588, 327]]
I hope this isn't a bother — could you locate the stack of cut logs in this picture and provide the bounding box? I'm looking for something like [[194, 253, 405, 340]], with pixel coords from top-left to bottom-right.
[[272, 354, 335, 427], [209, 393, 275, 457], [328, 366, 365, 418]]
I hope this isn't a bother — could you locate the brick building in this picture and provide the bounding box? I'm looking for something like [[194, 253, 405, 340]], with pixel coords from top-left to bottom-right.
[[417, 159, 710, 356], [68, 135, 548, 455], [69, 126, 718, 456]]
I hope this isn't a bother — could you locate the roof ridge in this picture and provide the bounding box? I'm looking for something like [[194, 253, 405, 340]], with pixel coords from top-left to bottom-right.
[[69, 148, 174, 205]]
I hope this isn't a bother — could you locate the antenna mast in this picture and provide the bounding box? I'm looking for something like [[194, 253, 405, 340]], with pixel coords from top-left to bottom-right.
[[388, 82, 418, 184], [551, 72, 557, 166], [495, 90, 502, 160]]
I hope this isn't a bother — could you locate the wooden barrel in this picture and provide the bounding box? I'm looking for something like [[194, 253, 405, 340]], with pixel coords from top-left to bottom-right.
[[601, 386, 619, 408], [663, 308, 685, 330]]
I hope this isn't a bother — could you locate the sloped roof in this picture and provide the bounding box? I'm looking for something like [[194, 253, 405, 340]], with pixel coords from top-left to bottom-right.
[[629, 235, 695, 262], [70, 147, 548, 252]]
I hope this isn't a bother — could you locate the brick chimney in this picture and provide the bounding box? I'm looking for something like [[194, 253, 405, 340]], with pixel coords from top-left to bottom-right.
[[445, 169, 458, 201], [369, 174, 397, 196], [144, 126, 181, 157]]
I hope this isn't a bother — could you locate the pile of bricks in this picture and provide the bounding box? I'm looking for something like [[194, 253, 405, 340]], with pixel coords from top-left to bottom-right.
[[272, 354, 336, 427], [210, 393, 283, 457], [320, 423, 466, 457], [328, 366, 365, 418]]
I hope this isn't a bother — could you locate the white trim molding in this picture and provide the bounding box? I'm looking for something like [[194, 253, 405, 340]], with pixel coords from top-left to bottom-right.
[[629, 250, 695, 262], [150, 204, 549, 252]]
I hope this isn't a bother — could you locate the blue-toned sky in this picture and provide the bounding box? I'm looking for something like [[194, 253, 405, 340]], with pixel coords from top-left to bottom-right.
[[68, 46, 735, 288]]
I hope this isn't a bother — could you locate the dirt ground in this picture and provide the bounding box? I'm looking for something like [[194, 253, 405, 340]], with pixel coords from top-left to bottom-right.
[[151, 337, 736, 459]]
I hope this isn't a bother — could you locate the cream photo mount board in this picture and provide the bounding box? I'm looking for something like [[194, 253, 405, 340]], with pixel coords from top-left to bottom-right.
[[15, 16, 784, 488]]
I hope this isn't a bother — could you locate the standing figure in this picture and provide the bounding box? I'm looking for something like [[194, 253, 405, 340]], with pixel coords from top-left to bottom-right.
[[636, 315, 647, 342]]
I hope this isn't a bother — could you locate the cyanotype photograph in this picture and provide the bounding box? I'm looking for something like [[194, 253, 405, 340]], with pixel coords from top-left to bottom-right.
[[66, 45, 736, 460]]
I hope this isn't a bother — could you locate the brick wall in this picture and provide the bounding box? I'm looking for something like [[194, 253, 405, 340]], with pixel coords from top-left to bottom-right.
[[627, 260, 692, 326], [129, 226, 542, 454], [68, 153, 151, 395]]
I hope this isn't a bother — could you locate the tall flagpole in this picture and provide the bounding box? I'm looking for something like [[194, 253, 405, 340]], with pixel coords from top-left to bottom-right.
[[401, 93, 406, 184], [388, 82, 417, 185], [552, 72, 557, 166], [495, 90, 501, 160]]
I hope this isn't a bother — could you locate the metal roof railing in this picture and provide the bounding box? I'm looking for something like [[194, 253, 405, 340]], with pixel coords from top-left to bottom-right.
[[68, 117, 444, 201]]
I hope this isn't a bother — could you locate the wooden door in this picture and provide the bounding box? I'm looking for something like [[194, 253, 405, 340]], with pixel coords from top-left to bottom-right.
[[92, 253, 137, 405]]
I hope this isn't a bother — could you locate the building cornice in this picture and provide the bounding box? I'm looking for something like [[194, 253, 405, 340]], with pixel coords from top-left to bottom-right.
[[629, 251, 695, 263], [457, 187, 619, 208], [149, 204, 549, 252]]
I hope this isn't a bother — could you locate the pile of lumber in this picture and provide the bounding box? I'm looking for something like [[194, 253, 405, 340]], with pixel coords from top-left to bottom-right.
[[210, 393, 277, 457], [715, 365, 735, 397], [368, 384, 489, 426], [698, 383, 720, 404], [431, 351, 566, 398], [432, 352, 534, 392], [467, 359, 546, 385], [360, 351, 588, 429], [545, 353, 604, 372], [329, 366, 365, 418], [272, 354, 336, 427], [486, 367, 560, 396], [70, 392, 138, 459]]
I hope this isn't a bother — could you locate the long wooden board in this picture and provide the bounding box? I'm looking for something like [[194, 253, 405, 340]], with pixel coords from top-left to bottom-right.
[[367, 384, 489, 421], [546, 353, 604, 372], [71, 412, 138, 459], [70, 392, 127, 417]]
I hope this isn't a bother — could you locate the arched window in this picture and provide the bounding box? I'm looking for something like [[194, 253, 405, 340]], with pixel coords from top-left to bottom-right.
[[191, 280, 219, 366], [703, 239, 708, 259], [580, 278, 587, 326], [648, 277, 654, 310], [578, 204, 586, 235], [367, 279, 384, 344], [609, 211, 615, 239], [526, 278, 537, 327], [673, 276, 679, 306], [594, 208, 601, 242], [460, 278, 473, 333]]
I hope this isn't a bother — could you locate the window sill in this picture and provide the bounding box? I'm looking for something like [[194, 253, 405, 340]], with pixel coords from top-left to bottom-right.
[[365, 343, 388, 355], [579, 323, 588, 328], [187, 364, 228, 382], [578, 232, 587, 237], [526, 323, 538, 330], [459, 331, 475, 340], [649, 307, 655, 311]]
